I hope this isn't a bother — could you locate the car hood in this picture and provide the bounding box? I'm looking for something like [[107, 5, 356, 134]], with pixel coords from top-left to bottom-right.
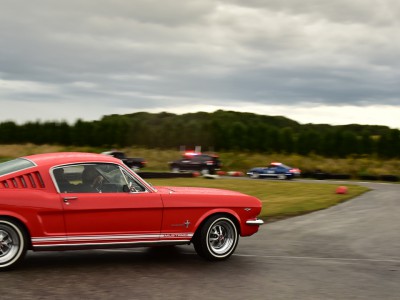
[[155, 186, 247, 197], [155, 186, 262, 210]]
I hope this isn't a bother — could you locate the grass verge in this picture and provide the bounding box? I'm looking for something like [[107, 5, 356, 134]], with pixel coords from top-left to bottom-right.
[[147, 177, 369, 222], [1, 144, 400, 177]]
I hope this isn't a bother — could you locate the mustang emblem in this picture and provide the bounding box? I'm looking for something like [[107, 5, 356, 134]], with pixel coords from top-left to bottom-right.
[[171, 220, 191, 229]]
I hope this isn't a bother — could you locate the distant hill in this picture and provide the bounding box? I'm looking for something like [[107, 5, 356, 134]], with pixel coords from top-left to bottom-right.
[[104, 109, 390, 136], [0, 110, 398, 158]]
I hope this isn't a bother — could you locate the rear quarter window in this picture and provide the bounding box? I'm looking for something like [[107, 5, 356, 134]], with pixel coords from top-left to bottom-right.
[[0, 158, 36, 177]]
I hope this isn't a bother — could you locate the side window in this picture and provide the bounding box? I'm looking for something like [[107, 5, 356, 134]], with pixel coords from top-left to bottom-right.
[[53, 165, 84, 193], [121, 169, 146, 192], [53, 163, 144, 193]]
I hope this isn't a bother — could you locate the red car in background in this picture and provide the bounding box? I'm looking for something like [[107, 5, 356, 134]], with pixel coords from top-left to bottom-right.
[[0, 152, 263, 269]]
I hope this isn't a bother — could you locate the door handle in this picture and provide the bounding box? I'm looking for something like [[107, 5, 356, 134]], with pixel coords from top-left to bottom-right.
[[63, 196, 78, 203]]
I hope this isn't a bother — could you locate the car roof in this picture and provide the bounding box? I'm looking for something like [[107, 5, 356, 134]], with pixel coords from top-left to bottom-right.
[[24, 152, 121, 168], [183, 151, 219, 158]]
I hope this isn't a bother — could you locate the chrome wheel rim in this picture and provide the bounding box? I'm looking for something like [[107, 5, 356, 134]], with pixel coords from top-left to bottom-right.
[[0, 227, 19, 264], [207, 220, 236, 255], [201, 169, 209, 175]]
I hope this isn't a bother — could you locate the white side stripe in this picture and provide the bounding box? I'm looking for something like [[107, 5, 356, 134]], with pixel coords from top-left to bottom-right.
[[34, 240, 191, 248], [32, 233, 194, 243]]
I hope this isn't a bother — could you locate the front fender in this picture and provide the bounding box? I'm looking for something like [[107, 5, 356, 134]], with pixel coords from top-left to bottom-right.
[[193, 208, 242, 235]]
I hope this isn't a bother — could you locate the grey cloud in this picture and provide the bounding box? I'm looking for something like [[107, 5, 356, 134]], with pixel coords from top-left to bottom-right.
[[0, 0, 399, 124], [226, 0, 400, 25]]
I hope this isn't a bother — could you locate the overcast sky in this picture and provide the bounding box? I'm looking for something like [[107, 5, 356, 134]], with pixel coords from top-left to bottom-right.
[[1, 0, 399, 128]]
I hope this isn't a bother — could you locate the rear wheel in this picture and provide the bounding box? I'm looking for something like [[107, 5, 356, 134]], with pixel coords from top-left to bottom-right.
[[193, 215, 239, 261], [0, 218, 28, 270]]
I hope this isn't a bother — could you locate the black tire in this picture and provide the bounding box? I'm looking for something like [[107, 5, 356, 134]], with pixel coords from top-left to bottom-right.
[[0, 218, 28, 270], [193, 215, 239, 261]]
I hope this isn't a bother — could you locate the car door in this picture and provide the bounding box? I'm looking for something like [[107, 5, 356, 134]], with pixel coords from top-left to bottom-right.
[[187, 155, 203, 171], [264, 166, 277, 177], [54, 163, 163, 247], [179, 158, 192, 171]]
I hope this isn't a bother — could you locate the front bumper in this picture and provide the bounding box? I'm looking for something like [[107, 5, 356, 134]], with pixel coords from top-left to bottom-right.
[[246, 218, 264, 226]]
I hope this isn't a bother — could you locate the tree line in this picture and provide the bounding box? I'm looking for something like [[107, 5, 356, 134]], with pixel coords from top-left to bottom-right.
[[0, 110, 399, 158]]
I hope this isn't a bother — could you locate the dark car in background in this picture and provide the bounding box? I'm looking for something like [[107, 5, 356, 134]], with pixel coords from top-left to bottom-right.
[[247, 162, 301, 180], [169, 152, 222, 175], [101, 151, 146, 171]]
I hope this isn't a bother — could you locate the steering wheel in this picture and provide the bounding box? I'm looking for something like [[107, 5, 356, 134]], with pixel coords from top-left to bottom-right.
[[92, 176, 105, 192]]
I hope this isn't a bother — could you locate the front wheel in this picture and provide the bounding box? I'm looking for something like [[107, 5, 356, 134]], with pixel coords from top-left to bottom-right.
[[200, 168, 210, 175], [250, 172, 260, 179], [171, 166, 180, 173], [0, 218, 28, 270], [193, 215, 239, 261]]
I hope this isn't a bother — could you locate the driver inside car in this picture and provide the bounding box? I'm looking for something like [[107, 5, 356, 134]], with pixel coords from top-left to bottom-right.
[[81, 165, 104, 192]]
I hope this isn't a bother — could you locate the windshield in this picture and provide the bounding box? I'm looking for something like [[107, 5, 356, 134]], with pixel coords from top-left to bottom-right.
[[0, 158, 35, 177]]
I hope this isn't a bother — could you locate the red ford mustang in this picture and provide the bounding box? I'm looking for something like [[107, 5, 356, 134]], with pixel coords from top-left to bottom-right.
[[0, 152, 263, 269]]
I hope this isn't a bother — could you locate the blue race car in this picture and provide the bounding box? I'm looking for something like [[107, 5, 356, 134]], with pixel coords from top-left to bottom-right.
[[247, 162, 301, 180]]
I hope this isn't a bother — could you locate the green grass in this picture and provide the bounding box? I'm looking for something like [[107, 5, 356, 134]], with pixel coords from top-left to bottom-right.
[[147, 177, 369, 221], [1, 144, 399, 177]]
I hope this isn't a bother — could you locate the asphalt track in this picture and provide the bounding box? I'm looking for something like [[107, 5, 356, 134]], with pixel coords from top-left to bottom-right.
[[0, 180, 399, 299]]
